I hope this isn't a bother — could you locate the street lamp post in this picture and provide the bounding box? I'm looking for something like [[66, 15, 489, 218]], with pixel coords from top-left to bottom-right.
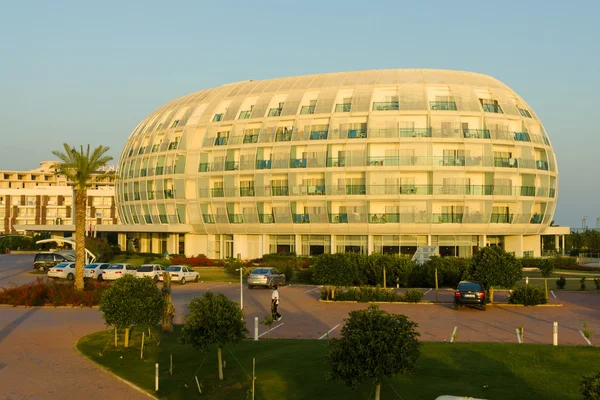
[[582, 216, 587, 230], [236, 267, 244, 310]]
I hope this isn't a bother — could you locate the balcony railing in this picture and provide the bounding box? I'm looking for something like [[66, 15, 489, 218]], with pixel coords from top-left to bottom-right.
[[291, 158, 307, 168], [514, 132, 531, 142], [228, 214, 244, 223], [240, 188, 255, 197], [481, 103, 503, 113], [329, 213, 348, 223], [494, 157, 519, 168], [267, 108, 282, 117], [373, 101, 399, 111], [140, 168, 147, 177], [535, 160, 549, 171], [334, 103, 351, 112], [214, 137, 228, 146], [369, 213, 400, 223], [275, 131, 292, 142], [432, 213, 464, 223], [271, 186, 289, 196], [202, 214, 215, 224], [167, 141, 179, 150], [256, 160, 272, 169], [243, 134, 259, 144], [348, 129, 367, 139], [300, 105, 315, 115], [164, 189, 174, 199], [491, 213, 514, 223], [225, 161, 239, 171], [147, 191, 154, 200], [211, 188, 224, 197], [155, 166, 164, 175], [531, 214, 543, 224], [238, 110, 252, 119], [259, 213, 275, 223], [430, 101, 457, 111], [293, 214, 310, 223], [463, 129, 491, 139], [520, 186, 536, 196], [518, 108, 532, 118], [199, 163, 210, 172], [310, 130, 328, 140]]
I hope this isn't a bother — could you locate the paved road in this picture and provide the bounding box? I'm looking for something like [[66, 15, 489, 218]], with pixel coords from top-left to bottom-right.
[[1, 254, 599, 399]]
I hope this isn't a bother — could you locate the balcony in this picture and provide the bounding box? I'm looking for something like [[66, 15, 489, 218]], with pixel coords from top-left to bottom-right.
[[335, 103, 351, 112], [491, 213, 514, 223], [535, 160, 549, 171], [275, 131, 292, 142], [239, 110, 252, 119], [268, 108, 282, 117], [225, 161, 239, 171], [202, 214, 215, 224], [348, 129, 367, 139], [530, 213, 543, 224], [151, 144, 159, 153], [436, 156, 466, 166], [214, 137, 228, 146], [256, 160, 272, 169], [140, 168, 147, 177], [327, 158, 346, 167], [331, 185, 366, 195], [307, 185, 325, 195], [291, 158, 307, 168], [271, 186, 289, 196], [514, 132, 531, 142], [293, 214, 310, 223], [300, 105, 315, 115], [494, 157, 519, 168], [463, 129, 491, 139], [167, 141, 179, 150], [433, 213, 464, 223], [520, 186, 536, 196], [199, 163, 210, 172], [240, 187, 255, 197], [211, 188, 224, 197], [164, 189, 174, 199], [369, 213, 400, 223], [243, 134, 259, 144], [228, 214, 244, 223], [481, 102, 503, 114], [372, 101, 399, 111], [430, 101, 457, 111], [147, 191, 154, 200], [399, 128, 431, 138], [310, 130, 328, 140], [134, 192, 140, 201], [518, 108, 532, 118], [329, 213, 348, 223], [213, 114, 223, 122], [259, 213, 275, 223], [155, 166, 164, 175], [549, 188, 556, 198]]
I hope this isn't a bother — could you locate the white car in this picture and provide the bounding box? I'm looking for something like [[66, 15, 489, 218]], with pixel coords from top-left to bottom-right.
[[47, 262, 76, 280], [84, 263, 112, 281], [159, 265, 199, 285], [102, 264, 137, 281], [136, 264, 165, 282]]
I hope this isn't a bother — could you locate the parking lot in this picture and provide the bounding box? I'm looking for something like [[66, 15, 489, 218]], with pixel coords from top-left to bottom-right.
[[1, 254, 599, 398]]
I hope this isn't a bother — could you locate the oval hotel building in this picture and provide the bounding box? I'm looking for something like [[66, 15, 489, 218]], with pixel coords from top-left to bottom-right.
[[116, 69, 563, 259]]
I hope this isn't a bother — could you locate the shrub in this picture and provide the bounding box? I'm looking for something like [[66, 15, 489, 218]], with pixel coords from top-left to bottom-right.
[[169, 254, 217, 267], [595, 278, 600, 290], [0, 278, 110, 307], [294, 267, 315, 284], [580, 371, 600, 400], [401, 288, 424, 303], [323, 287, 401, 302], [508, 286, 548, 306], [556, 276, 567, 289], [581, 277, 587, 290]]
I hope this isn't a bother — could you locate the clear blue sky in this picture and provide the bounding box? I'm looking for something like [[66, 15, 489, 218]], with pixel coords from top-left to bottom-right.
[[0, 0, 597, 228]]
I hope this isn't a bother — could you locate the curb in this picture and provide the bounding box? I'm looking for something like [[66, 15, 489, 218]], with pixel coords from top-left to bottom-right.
[[0, 303, 100, 309], [73, 341, 159, 400], [318, 299, 563, 307], [491, 303, 563, 307]]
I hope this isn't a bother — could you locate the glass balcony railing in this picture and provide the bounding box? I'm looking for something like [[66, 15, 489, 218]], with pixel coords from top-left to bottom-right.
[[491, 213, 514, 223], [211, 188, 224, 197], [432, 213, 464, 223], [198, 163, 210, 172], [520, 186, 536, 196], [134, 192, 140, 200], [300, 105, 315, 115], [291, 158, 307, 168], [369, 213, 400, 223], [225, 161, 239, 171], [430, 101, 457, 111], [327, 158, 346, 167], [267, 108, 282, 117], [494, 157, 519, 168], [293, 214, 310, 223], [535, 160, 549, 171], [259, 214, 275, 223], [271, 186, 289, 196], [549, 188, 556, 198], [240, 188, 255, 197], [531, 214, 543, 224], [335, 103, 351, 112], [514, 132, 531, 142], [518, 108, 532, 118], [463, 129, 491, 139], [167, 141, 179, 150], [329, 213, 348, 223], [238, 110, 252, 119], [275, 131, 292, 142], [435, 156, 466, 166], [155, 166, 164, 175], [310, 130, 328, 140], [147, 191, 154, 200], [373, 101, 399, 111], [164, 190, 174, 199], [243, 134, 259, 144], [202, 214, 215, 224], [256, 160, 272, 169], [228, 214, 244, 223], [348, 129, 367, 139], [140, 168, 147, 177], [481, 103, 503, 113], [214, 137, 228, 146]]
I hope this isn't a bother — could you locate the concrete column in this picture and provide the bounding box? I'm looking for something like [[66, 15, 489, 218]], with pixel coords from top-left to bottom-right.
[[262, 234, 269, 257], [117, 233, 127, 252], [169, 233, 178, 255], [294, 234, 301, 256], [562, 235, 565, 256], [367, 234, 374, 255], [330, 234, 336, 254], [481, 234, 487, 248], [427, 234, 432, 246], [517, 235, 524, 258], [555, 235, 559, 253]]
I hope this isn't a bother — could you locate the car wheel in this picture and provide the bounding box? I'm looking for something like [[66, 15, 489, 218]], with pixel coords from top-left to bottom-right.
[[67, 273, 74, 281], [180, 277, 186, 285], [194, 275, 199, 283], [153, 275, 159, 283], [38, 266, 46, 272], [453, 303, 460, 310], [480, 304, 486, 311]]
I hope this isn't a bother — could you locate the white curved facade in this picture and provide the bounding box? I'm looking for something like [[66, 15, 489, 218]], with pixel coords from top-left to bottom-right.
[[116, 69, 558, 259]]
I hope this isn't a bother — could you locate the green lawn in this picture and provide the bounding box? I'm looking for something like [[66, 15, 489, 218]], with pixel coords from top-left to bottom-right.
[[77, 327, 600, 400], [192, 267, 237, 283]]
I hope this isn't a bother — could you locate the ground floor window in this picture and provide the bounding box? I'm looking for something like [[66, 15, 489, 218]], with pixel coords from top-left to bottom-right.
[[431, 235, 479, 257], [300, 235, 331, 256], [372, 235, 427, 256], [335, 235, 367, 254], [269, 235, 295, 255]]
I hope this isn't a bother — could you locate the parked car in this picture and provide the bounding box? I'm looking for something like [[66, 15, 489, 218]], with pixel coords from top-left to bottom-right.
[[47, 262, 76, 280], [84, 263, 112, 281], [136, 264, 165, 282], [454, 281, 486, 310], [33, 252, 73, 272], [158, 265, 198, 285], [247, 267, 286, 289], [102, 264, 137, 281]]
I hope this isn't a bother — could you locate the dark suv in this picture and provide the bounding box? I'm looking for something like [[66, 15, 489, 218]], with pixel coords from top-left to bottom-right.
[[33, 253, 73, 272], [454, 281, 486, 310]]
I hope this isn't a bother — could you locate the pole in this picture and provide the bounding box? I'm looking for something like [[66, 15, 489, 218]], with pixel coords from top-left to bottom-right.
[[526, 276, 529, 285], [553, 322, 558, 346], [252, 358, 256, 400], [383, 266, 386, 289], [240, 267, 243, 310], [170, 353, 173, 375], [254, 317, 259, 341], [155, 363, 159, 391], [435, 268, 439, 302], [140, 331, 145, 359]]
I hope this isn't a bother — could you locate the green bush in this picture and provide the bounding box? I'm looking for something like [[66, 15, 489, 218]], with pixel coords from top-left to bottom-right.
[[556, 276, 567, 289], [294, 267, 315, 284], [401, 288, 424, 303], [580, 371, 600, 400], [322, 287, 401, 302], [508, 286, 548, 306], [594, 278, 600, 290], [581, 277, 587, 290]]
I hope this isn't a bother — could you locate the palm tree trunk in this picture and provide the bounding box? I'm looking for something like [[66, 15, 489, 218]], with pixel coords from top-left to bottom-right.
[[217, 347, 224, 380], [374, 383, 381, 400], [74, 190, 87, 290]]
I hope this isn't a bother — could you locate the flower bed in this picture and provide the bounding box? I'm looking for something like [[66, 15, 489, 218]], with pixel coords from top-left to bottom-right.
[[0, 278, 110, 307]]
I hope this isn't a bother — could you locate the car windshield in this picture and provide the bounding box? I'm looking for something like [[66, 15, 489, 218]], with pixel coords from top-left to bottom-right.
[[166, 266, 181, 272], [251, 269, 270, 275], [85, 264, 99, 269], [55, 263, 71, 268], [35, 254, 51, 261], [108, 265, 123, 270], [138, 266, 154, 272], [458, 282, 482, 291]]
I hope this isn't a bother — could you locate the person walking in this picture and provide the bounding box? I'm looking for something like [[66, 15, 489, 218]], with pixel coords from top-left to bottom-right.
[[271, 285, 282, 321]]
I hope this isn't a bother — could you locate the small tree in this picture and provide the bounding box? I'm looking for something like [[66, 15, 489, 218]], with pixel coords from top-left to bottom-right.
[[181, 292, 248, 380], [581, 371, 600, 400], [327, 305, 421, 400], [313, 253, 355, 299], [161, 272, 175, 332], [466, 246, 522, 302], [100, 275, 164, 347], [537, 258, 555, 299], [259, 315, 274, 340]]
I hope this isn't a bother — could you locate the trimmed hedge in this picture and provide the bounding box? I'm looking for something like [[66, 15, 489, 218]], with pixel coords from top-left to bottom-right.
[[0, 278, 110, 307], [319, 287, 425, 303], [508, 286, 548, 306], [520, 256, 578, 269]]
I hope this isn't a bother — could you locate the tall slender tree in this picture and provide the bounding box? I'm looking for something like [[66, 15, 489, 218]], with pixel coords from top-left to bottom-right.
[[52, 144, 113, 290]]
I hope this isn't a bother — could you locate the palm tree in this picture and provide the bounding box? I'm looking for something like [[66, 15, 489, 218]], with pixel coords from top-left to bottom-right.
[[52, 144, 113, 290]]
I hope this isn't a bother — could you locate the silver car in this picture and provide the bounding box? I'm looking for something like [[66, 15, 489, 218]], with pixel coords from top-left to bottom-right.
[[247, 267, 286, 289]]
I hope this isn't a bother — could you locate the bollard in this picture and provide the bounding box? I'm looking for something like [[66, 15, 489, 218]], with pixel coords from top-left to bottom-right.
[[155, 363, 159, 391], [254, 317, 259, 341], [553, 322, 558, 346], [526, 277, 529, 285]]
